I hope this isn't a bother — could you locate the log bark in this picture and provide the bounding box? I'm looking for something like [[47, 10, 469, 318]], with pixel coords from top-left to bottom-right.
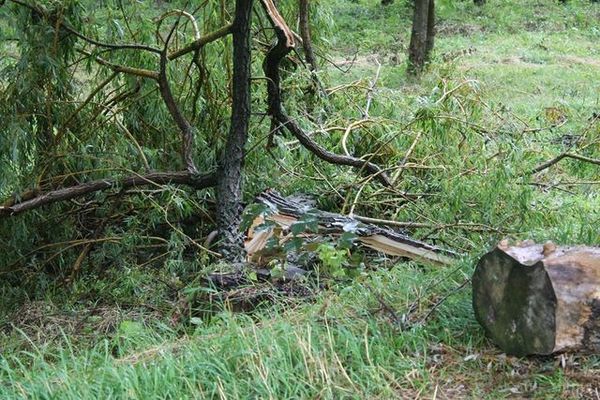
[[473, 241, 600, 356]]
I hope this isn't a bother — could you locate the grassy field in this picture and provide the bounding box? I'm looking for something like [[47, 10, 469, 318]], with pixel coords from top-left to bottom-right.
[[1, 0, 599, 398]]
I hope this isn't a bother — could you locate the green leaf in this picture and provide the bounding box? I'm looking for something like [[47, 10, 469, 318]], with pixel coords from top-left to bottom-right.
[[241, 203, 269, 232], [338, 232, 358, 249], [284, 237, 304, 252]]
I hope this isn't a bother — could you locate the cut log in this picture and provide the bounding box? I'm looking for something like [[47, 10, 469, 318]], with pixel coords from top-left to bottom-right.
[[244, 189, 457, 266], [473, 241, 600, 356]]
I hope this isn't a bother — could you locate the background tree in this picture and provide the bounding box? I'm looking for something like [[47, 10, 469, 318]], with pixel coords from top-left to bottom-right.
[[408, 0, 435, 75]]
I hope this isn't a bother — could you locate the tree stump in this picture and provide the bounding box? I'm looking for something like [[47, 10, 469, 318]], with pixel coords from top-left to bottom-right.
[[473, 241, 600, 356]]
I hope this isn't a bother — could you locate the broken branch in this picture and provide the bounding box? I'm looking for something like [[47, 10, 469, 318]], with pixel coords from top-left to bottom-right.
[[260, 0, 391, 187], [0, 171, 216, 217], [247, 190, 458, 266], [168, 23, 233, 60], [532, 152, 600, 174]]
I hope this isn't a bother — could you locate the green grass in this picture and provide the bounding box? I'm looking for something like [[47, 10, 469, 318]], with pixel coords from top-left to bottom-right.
[[1, 0, 600, 398], [2, 261, 599, 398]]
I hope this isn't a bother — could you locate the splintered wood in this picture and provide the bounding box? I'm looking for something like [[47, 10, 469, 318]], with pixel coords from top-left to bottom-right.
[[244, 190, 457, 266], [473, 240, 600, 356]]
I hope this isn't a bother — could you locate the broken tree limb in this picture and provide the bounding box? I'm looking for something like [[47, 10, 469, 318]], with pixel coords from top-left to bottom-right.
[[531, 152, 600, 174], [245, 189, 457, 266], [158, 22, 199, 174], [78, 49, 159, 80], [473, 241, 600, 356], [0, 171, 216, 217], [9, 0, 162, 55], [298, 0, 318, 72], [167, 23, 233, 61], [260, 0, 392, 187]]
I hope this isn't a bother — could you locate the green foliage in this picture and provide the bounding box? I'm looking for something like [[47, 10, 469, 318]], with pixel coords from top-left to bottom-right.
[[316, 242, 348, 278]]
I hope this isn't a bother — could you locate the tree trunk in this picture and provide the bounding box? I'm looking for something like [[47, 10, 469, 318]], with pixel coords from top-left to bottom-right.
[[215, 0, 253, 263], [425, 0, 435, 60], [473, 241, 600, 356], [408, 0, 431, 75]]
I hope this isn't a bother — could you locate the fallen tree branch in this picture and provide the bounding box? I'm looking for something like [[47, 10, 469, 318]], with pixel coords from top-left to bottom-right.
[[341, 119, 374, 158], [366, 283, 404, 328], [158, 52, 198, 173], [70, 191, 125, 281], [247, 190, 458, 265], [260, 0, 391, 187], [168, 23, 233, 60], [78, 49, 159, 80], [352, 215, 502, 233], [363, 58, 381, 118], [0, 171, 216, 217], [53, 71, 119, 145], [154, 9, 201, 43], [10, 0, 162, 54], [157, 20, 199, 174], [298, 0, 318, 72], [392, 130, 424, 184], [531, 152, 600, 174], [11, 0, 230, 64], [419, 278, 470, 323]]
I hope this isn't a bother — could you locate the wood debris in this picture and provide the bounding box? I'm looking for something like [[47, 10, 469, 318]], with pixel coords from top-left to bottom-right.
[[244, 189, 458, 266]]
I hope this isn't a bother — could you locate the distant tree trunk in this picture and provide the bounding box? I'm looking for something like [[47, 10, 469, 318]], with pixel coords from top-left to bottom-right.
[[215, 0, 253, 263], [298, 0, 318, 71], [425, 0, 435, 59], [408, 0, 434, 75]]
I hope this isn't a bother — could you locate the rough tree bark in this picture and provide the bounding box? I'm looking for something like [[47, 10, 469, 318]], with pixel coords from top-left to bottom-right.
[[473, 241, 600, 356], [215, 0, 253, 263], [408, 0, 435, 75]]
